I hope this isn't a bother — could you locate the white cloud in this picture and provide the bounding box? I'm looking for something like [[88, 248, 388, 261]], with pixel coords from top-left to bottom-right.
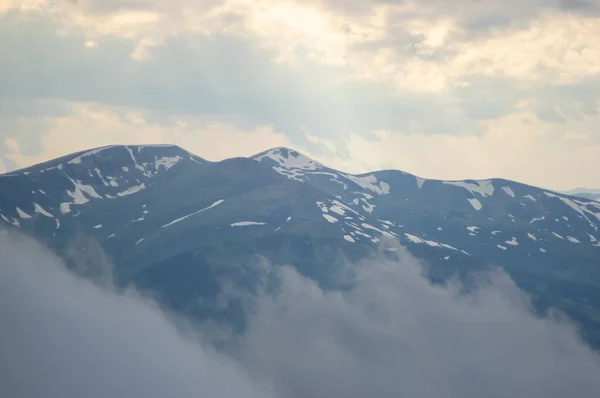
[[0, 0, 46, 13], [4, 137, 20, 153], [311, 111, 600, 190], [304, 130, 338, 154], [3, 102, 295, 167]]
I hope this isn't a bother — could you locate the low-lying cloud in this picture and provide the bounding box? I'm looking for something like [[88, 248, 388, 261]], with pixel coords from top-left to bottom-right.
[[1, 232, 600, 398]]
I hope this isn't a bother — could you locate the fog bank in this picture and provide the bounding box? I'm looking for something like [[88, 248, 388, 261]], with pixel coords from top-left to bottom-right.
[[1, 233, 600, 398]]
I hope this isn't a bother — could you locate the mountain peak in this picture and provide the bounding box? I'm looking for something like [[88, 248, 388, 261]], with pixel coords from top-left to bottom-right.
[[2, 144, 204, 177], [251, 147, 325, 172], [67, 144, 193, 165]]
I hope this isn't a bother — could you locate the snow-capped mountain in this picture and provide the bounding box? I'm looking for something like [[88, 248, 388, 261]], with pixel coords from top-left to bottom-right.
[[2, 145, 600, 345], [253, 147, 600, 255]]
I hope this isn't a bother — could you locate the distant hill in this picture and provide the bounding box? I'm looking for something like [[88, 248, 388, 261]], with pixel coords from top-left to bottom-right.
[[563, 188, 600, 201]]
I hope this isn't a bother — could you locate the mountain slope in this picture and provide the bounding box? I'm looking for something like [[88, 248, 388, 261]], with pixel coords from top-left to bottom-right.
[[2, 145, 600, 344]]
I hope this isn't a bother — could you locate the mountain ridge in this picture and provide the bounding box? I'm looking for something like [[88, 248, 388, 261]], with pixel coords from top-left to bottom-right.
[[2, 143, 600, 345], [2, 144, 590, 202]]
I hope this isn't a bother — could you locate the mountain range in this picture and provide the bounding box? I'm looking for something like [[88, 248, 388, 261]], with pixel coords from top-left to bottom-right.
[[562, 188, 600, 201], [1, 145, 600, 345]]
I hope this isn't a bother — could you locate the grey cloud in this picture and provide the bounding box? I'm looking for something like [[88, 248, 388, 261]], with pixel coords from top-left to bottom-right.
[[0, 156, 16, 172], [62, 0, 223, 14], [240, 247, 600, 398], [559, 0, 600, 13], [532, 80, 600, 134], [0, 12, 523, 144], [0, 117, 50, 156], [0, 97, 71, 118], [323, 0, 600, 33], [0, 232, 275, 398], [2, 232, 600, 398]]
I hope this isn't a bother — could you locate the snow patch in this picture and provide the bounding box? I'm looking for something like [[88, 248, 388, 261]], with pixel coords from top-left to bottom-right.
[[65, 177, 102, 207], [443, 180, 495, 197], [231, 221, 266, 227], [405, 233, 424, 244], [117, 183, 146, 197], [527, 233, 537, 241], [343, 235, 356, 243], [524, 195, 536, 202], [343, 173, 390, 195], [161, 200, 224, 228], [125, 146, 145, 172], [497, 244, 507, 250], [505, 237, 519, 246], [362, 223, 395, 238], [16, 207, 32, 219], [95, 168, 110, 186], [33, 203, 53, 218], [466, 226, 480, 233], [567, 236, 581, 243], [468, 198, 482, 211], [155, 156, 182, 171], [107, 177, 119, 187], [361, 198, 376, 214], [502, 186, 515, 198], [2, 215, 19, 227], [544, 191, 598, 226], [322, 214, 339, 224], [552, 232, 564, 240], [254, 148, 322, 171], [68, 146, 113, 164], [415, 176, 426, 189], [330, 200, 359, 216], [404, 233, 458, 251], [93, 224, 102, 229]]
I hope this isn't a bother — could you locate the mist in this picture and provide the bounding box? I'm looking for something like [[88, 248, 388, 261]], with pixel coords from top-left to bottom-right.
[[1, 232, 600, 398]]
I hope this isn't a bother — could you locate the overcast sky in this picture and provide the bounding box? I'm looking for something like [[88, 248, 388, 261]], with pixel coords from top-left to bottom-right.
[[1, 0, 599, 190]]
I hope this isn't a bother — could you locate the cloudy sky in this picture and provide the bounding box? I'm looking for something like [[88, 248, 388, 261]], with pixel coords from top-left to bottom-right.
[[1, 0, 599, 190]]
